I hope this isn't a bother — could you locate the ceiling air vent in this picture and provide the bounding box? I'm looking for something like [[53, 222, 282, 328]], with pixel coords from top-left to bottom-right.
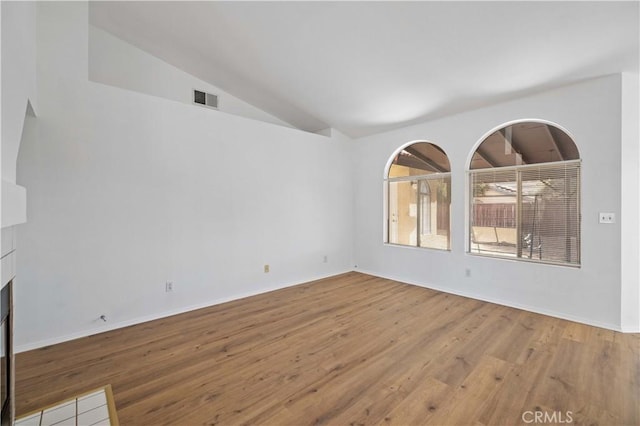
[[194, 89, 218, 109]]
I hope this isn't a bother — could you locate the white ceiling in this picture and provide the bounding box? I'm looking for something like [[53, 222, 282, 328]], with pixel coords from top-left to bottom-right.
[[89, 1, 639, 138]]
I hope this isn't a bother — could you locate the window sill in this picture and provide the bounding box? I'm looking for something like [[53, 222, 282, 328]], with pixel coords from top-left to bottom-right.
[[384, 242, 451, 253], [467, 251, 581, 268]]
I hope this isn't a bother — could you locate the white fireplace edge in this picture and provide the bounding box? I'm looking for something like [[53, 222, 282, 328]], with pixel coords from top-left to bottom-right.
[[2, 180, 26, 230], [2, 181, 25, 289]]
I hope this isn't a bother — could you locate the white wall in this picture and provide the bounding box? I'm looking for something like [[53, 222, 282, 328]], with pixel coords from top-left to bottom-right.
[[14, 2, 353, 350], [88, 25, 295, 130], [621, 72, 640, 332], [1, 1, 35, 231], [1, 0, 37, 183], [353, 75, 627, 330]]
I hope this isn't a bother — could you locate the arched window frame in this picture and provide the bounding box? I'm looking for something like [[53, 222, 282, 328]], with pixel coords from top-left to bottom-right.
[[384, 141, 451, 251], [467, 119, 581, 266]]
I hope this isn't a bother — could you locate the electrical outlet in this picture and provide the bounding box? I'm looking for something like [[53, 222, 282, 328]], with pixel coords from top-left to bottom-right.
[[465, 268, 471, 277], [264, 264, 270, 273], [599, 212, 615, 224], [165, 281, 173, 292], [323, 255, 328, 263]]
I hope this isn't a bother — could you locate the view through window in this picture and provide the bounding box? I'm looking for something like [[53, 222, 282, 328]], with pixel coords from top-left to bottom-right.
[[386, 142, 451, 250]]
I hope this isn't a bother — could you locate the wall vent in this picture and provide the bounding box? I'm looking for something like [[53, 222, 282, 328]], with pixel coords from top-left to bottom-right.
[[194, 90, 218, 109]]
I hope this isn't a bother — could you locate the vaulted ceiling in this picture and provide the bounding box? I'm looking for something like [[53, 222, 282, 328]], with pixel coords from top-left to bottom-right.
[[89, 1, 639, 138]]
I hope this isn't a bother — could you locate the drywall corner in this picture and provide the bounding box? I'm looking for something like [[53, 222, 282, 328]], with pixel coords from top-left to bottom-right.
[[621, 72, 640, 332]]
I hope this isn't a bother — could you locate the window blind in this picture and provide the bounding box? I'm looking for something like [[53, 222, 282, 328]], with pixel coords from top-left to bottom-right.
[[469, 161, 580, 266]]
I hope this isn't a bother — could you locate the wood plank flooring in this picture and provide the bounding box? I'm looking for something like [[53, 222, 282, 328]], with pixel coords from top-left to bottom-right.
[[15, 272, 640, 425]]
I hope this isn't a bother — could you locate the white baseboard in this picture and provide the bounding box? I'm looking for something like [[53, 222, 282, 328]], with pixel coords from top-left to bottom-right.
[[15, 269, 353, 353], [355, 268, 624, 333], [620, 325, 640, 333]]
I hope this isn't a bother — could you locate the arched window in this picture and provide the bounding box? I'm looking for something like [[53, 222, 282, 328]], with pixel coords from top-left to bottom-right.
[[386, 142, 451, 250], [468, 121, 580, 266]]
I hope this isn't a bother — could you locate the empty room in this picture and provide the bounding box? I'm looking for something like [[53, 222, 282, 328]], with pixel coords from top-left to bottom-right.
[[1, 1, 639, 425]]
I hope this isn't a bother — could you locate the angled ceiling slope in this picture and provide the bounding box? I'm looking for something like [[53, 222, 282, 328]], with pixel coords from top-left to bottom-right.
[[90, 1, 639, 138]]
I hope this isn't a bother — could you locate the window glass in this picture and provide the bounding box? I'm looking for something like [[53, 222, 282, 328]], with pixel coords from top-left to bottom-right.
[[386, 142, 451, 251]]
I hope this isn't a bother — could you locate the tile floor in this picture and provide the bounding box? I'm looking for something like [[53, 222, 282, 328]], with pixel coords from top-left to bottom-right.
[[14, 386, 117, 426]]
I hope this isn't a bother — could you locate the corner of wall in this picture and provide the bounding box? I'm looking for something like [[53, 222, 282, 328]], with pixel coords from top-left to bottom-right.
[[620, 72, 640, 332]]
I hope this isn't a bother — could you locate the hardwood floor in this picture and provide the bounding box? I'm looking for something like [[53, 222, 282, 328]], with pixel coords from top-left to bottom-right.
[[15, 272, 640, 425]]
